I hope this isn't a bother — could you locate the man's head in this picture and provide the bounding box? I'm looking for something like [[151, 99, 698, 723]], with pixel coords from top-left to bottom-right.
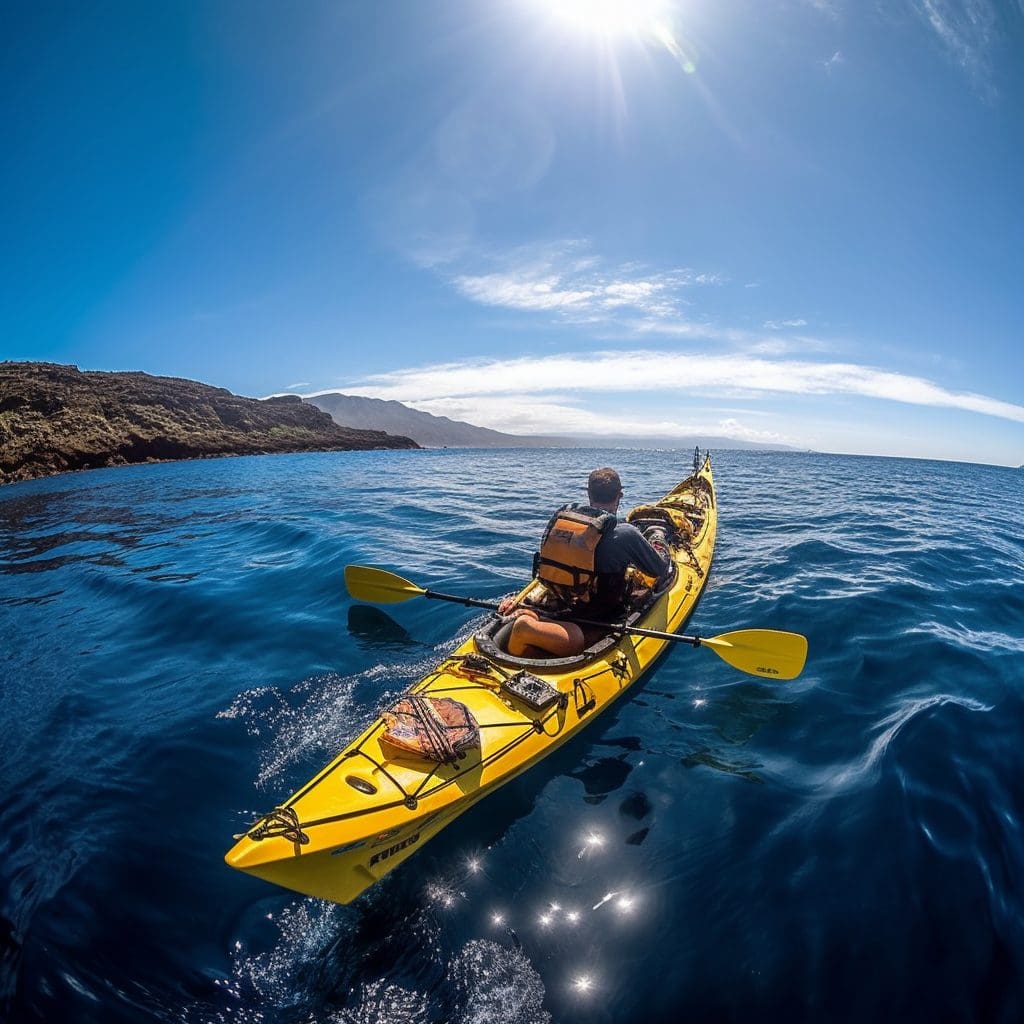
[[587, 467, 622, 508]]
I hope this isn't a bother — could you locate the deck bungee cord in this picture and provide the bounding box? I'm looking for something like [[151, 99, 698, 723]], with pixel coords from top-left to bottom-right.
[[238, 651, 639, 843]]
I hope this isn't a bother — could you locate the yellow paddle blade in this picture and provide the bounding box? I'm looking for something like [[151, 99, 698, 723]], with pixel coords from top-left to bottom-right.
[[344, 565, 427, 604], [701, 629, 808, 681]]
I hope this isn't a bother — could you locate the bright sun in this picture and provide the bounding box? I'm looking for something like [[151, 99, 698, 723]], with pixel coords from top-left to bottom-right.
[[543, 0, 673, 39], [524, 0, 696, 89]]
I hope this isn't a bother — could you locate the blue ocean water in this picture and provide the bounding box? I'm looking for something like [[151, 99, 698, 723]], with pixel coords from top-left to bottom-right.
[[2, 448, 1023, 1024]]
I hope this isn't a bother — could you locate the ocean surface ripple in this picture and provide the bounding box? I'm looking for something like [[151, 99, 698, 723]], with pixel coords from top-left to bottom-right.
[[2, 449, 1023, 1023]]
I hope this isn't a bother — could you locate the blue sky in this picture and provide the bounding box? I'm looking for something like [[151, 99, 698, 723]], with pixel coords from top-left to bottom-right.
[[3, 1, 1023, 465]]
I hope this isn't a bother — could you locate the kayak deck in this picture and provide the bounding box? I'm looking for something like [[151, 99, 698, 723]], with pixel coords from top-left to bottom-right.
[[225, 456, 717, 903]]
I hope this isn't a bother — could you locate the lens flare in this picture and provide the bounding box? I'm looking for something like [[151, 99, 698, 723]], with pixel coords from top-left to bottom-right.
[[543, 0, 671, 39]]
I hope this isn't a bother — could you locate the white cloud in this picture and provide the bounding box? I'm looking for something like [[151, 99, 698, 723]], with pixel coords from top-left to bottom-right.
[[822, 50, 845, 72], [743, 338, 801, 356], [454, 273, 598, 312], [356, 239, 1019, 458], [404, 393, 795, 444], [628, 319, 748, 342], [714, 417, 794, 444], [449, 242, 719, 325], [439, 242, 830, 356], [341, 350, 1024, 426]]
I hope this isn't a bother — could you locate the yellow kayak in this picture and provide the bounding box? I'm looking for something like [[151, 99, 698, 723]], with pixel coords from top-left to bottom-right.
[[226, 455, 718, 903]]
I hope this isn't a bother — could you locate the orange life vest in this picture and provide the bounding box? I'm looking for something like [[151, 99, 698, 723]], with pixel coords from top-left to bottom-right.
[[533, 504, 616, 606]]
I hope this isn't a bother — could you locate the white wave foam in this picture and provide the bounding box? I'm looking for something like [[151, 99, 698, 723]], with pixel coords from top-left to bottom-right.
[[333, 980, 432, 1023], [178, 898, 353, 1023], [219, 658, 432, 790], [823, 693, 992, 794], [179, 896, 548, 1024], [446, 939, 550, 1024], [911, 621, 1024, 654]]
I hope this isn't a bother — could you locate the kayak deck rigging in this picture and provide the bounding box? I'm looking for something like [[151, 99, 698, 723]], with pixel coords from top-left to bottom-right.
[[225, 455, 718, 904], [259, 643, 640, 824]]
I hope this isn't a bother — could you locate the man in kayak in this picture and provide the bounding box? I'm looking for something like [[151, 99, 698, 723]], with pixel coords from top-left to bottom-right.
[[497, 467, 671, 658]]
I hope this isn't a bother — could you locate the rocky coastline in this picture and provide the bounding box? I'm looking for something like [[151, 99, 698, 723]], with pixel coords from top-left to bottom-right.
[[0, 362, 419, 485]]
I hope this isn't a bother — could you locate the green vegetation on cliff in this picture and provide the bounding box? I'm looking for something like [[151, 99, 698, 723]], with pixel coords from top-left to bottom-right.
[[0, 363, 419, 485]]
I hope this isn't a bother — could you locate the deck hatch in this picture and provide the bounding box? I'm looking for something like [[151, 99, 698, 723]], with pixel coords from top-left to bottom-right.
[[501, 671, 563, 711]]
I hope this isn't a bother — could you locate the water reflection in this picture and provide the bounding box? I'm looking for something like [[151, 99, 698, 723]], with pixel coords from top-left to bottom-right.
[[681, 747, 765, 784], [347, 604, 422, 649], [568, 755, 634, 804], [618, 791, 652, 820]]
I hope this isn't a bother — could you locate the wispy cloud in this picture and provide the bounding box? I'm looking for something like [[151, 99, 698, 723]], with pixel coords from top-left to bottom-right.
[[910, 0, 999, 91], [804, 1, 998, 91], [439, 241, 831, 355], [763, 318, 809, 330], [366, 238, 1018, 449], [822, 50, 845, 72], [390, 393, 796, 445], [455, 273, 600, 313], [340, 350, 1024, 427], [449, 242, 721, 325], [625, 318, 832, 356]]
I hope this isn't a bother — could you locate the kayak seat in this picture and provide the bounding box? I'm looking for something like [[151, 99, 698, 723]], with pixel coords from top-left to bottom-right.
[[473, 565, 677, 671], [474, 613, 625, 671]]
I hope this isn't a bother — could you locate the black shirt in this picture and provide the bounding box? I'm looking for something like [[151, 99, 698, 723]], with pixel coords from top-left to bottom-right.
[[595, 519, 670, 579], [585, 514, 670, 616]]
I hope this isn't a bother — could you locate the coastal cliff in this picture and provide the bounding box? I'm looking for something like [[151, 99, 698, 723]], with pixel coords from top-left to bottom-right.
[[0, 362, 419, 485]]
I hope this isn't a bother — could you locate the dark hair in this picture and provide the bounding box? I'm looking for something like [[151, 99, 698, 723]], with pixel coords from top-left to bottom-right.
[[587, 467, 622, 504]]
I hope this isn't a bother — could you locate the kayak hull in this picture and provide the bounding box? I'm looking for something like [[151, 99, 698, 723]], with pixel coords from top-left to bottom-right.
[[225, 456, 717, 903]]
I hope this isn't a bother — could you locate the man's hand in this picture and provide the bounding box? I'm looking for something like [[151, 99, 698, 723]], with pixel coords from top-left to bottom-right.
[[498, 598, 540, 621]]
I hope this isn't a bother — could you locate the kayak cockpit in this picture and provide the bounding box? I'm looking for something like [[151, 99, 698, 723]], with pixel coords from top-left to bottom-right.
[[472, 565, 677, 671], [473, 615, 620, 671]]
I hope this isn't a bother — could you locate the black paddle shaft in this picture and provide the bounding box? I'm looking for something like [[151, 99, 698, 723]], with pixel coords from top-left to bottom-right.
[[422, 589, 703, 648]]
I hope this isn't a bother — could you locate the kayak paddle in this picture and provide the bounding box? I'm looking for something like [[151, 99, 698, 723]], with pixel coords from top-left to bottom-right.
[[344, 565, 808, 681]]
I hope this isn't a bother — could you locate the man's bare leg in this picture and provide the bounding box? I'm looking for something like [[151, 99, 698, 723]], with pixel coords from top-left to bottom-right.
[[507, 615, 586, 658]]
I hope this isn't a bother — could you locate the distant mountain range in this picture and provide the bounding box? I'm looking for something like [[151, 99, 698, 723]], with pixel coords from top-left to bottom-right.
[[305, 393, 567, 447], [304, 392, 797, 451]]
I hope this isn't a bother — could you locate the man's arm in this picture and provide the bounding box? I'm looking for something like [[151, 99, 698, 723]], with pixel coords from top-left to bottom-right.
[[617, 523, 671, 579]]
